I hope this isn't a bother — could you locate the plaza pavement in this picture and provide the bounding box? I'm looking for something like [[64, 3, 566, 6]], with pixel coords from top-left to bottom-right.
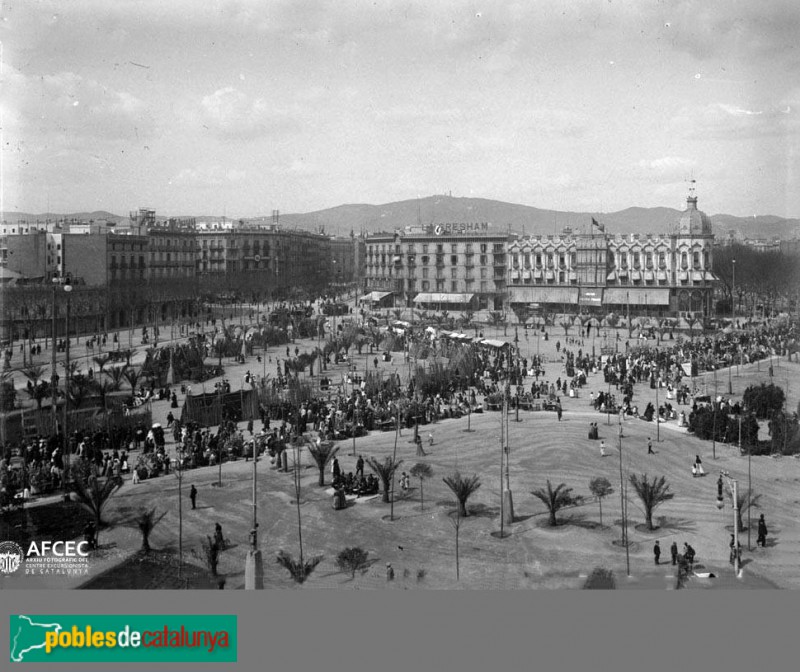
[[4, 316, 799, 590]]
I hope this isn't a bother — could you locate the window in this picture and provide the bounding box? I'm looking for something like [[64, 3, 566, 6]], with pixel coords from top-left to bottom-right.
[[480, 268, 487, 279], [559, 254, 565, 268], [422, 268, 429, 278], [422, 244, 429, 254], [512, 253, 519, 267], [422, 281, 430, 291], [547, 253, 554, 268], [609, 251, 615, 266], [535, 253, 542, 267], [559, 271, 565, 283], [451, 281, 458, 292], [436, 244, 443, 253], [681, 252, 688, 269], [480, 244, 487, 253], [659, 251, 666, 267], [480, 281, 487, 292], [465, 243, 473, 253], [646, 252, 653, 267], [633, 252, 640, 268], [451, 268, 457, 279], [451, 244, 458, 253], [451, 255, 458, 265], [620, 252, 628, 268], [693, 251, 701, 268]]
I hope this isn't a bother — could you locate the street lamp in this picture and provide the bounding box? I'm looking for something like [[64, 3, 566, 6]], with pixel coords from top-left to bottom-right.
[[715, 471, 741, 577], [62, 277, 73, 496], [245, 432, 264, 589]]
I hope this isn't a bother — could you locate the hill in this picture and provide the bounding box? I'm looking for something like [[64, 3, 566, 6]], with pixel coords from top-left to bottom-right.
[[4, 196, 798, 240]]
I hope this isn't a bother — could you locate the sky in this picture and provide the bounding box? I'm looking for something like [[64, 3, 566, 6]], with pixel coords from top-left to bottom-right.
[[2, 0, 799, 219]]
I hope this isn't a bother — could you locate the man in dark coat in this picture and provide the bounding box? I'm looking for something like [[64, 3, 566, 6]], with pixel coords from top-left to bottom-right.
[[356, 455, 364, 478], [190, 484, 197, 510], [332, 457, 341, 482], [653, 540, 661, 565], [670, 541, 679, 566], [757, 514, 768, 547]]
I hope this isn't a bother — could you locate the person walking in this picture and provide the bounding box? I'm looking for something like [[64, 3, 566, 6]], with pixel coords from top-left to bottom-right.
[[386, 562, 395, 582], [556, 402, 563, 422], [332, 457, 341, 482], [647, 437, 654, 455], [356, 455, 364, 479], [670, 541, 679, 566], [653, 540, 661, 565], [190, 484, 197, 510], [757, 514, 768, 548], [599, 440, 607, 457]]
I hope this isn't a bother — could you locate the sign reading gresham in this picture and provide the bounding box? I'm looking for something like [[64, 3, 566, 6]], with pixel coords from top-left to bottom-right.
[[428, 222, 490, 236]]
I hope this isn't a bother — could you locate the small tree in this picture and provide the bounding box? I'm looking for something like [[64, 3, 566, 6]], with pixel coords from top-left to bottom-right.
[[530, 480, 582, 527], [367, 456, 403, 504], [588, 477, 614, 528], [307, 441, 340, 487], [628, 473, 674, 530], [442, 471, 481, 517], [410, 462, 433, 511], [200, 535, 221, 576], [336, 547, 369, 579], [275, 549, 323, 584], [136, 507, 166, 553], [106, 365, 128, 391]]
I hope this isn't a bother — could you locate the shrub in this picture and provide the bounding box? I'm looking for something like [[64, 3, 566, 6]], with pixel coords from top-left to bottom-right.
[[743, 383, 786, 420], [336, 547, 369, 578], [583, 567, 616, 589]]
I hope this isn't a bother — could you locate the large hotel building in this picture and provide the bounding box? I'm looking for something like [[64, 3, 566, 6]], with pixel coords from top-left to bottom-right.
[[364, 191, 717, 317]]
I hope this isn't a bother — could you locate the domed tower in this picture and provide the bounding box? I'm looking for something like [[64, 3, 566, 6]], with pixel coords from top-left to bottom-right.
[[678, 185, 713, 236], [672, 182, 716, 317]]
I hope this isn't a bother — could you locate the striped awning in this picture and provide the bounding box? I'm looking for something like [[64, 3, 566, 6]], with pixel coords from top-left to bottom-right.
[[607, 271, 617, 281], [533, 269, 543, 278], [630, 270, 642, 281], [678, 271, 689, 281], [692, 271, 704, 282], [644, 270, 655, 281], [704, 271, 716, 281], [618, 269, 628, 277], [545, 270, 555, 280], [522, 270, 531, 280], [656, 271, 668, 281]]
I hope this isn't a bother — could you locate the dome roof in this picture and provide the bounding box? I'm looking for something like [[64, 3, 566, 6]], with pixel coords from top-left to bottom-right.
[[678, 195, 713, 236]]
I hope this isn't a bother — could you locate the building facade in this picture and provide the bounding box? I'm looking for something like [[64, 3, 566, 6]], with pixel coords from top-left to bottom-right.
[[506, 193, 717, 316], [365, 224, 511, 310]]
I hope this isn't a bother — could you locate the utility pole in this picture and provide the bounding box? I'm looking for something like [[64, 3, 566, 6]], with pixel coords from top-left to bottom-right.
[[618, 414, 630, 576], [245, 434, 263, 589]]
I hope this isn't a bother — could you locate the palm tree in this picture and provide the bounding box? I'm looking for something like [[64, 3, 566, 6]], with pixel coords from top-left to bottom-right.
[[442, 471, 482, 517], [410, 462, 433, 511], [67, 374, 93, 410], [106, 365, 128, 391], [589, 477, 614, 528], [306, 441, 339, 487], [71, 472, 124, 547], [93, 354, 111, 377], [92, 379, 115, 411], [366, 456, 403, 504], [531, 480, 582, 527], [628, 473, 674, 530], [728, 487, 761, 533], [123, 366, 143, 396], [275, 549, 323, 584], [135, 507, 166, 553], [22, 364, 46, 388]]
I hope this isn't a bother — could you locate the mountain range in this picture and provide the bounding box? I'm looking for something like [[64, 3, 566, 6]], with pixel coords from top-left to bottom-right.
[[3, 196, 799, 241]]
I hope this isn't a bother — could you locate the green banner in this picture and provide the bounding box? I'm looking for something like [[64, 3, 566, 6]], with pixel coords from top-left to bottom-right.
[[10, 614, 237, 663]]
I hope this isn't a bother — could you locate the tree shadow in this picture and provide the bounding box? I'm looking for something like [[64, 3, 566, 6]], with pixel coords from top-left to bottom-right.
[[654, 516, 698, 534]]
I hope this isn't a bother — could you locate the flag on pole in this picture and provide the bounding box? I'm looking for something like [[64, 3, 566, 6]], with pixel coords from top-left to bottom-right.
[[591, 217, 605, 232]]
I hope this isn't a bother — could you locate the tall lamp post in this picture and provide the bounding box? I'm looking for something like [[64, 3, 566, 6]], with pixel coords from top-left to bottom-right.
[[716, 471, 741, 577], [245, 433, 264, 589], [61, 277, 73, 495]]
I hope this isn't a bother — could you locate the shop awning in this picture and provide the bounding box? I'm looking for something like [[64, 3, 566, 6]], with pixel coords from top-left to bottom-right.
[[579, 288, 603, 305], [511, 270, 521, 281], [533, 269, 543, 278], [508, 286, 579, 304], [692, 271, 704, 282], [656, 271, 668, 281], [481, 339, 511, 348], [569, 272, 577, 281], [361, 291, 393, 302], [704, 271, 716, 281], [603, 288, 671, 306], [678, 271, 689, 281], [413, 293, 475, 304], [618, 269, 628, 277], [522, 270, 532, 280], [644, 271, 655, 281], [545, 270, 555, 280], [630, 270, 641, 281], [607, 271, 617, 281]]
